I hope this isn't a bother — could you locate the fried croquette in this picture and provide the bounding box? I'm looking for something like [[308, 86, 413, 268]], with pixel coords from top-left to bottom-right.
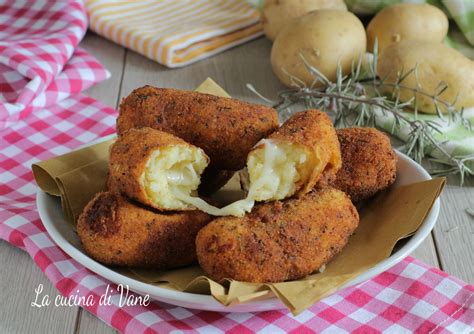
[[196, 187, 359, 283], [109, 127, 209, 211], [77, 192, 213, 268], [325, 127, 397, 202], [246, 110, 341, 201], [117, 86, 279, 171], [109, 127, 255, 216]]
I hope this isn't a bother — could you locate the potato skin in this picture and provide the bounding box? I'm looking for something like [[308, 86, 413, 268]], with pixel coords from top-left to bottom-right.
[[265, 109, 341, 195], [196, 187, 359, 283], [117, 86, 279, 170], [262, 0, 347, 41], [77, 192, 212, 268], [271, 10, 366, 88], [109, 127, 204, 210], [377, 41, 474, 114], [367, 3, 448, 52], [320, 127, 397, 202]]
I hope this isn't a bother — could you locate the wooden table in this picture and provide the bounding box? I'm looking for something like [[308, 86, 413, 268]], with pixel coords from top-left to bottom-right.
[[1, 32, 473, 334]]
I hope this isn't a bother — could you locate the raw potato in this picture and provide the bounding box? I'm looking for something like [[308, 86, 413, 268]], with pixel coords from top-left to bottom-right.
[[367, 3, 448, 53], [271, 10, 366, 88], [262, 0, 347, 41], [378, 41, 474, 114]]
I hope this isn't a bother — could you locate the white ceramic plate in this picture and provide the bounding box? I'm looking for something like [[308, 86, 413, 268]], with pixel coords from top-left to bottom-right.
[[37, 143, 440, 313]]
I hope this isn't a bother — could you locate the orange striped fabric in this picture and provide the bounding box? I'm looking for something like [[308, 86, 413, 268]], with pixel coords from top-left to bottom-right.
[[84, 0, 263, 68]]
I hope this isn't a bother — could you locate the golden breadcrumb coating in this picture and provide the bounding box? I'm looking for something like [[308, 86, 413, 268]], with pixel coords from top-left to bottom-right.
[[117, 86, 279, 171], [196, 187, 359, 283], [246, 110, 341, 201], [322, 127, 398, 202], [109, 127, 209, 211], [77, 192, 212, 268]]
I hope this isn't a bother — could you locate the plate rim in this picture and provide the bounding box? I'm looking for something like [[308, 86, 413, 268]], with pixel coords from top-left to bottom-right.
[[36, 146, 440, 312]]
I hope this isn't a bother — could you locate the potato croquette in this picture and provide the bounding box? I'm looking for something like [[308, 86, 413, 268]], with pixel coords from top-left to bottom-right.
[[109, 127, 256, 216], [117, 86, 279, 171], [196, 187, 359, 283], [246, 110, 341, 201], [326, 127, 397, 202], [109, 127, 210, 211], [77, 192, 213, 268]]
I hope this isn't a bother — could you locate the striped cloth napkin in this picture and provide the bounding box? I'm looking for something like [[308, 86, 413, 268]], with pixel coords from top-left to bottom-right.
[[85, 0, 263, 68]]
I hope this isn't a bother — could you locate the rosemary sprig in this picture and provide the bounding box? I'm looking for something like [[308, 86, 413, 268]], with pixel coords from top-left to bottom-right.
[[246, 49, 474, 184]]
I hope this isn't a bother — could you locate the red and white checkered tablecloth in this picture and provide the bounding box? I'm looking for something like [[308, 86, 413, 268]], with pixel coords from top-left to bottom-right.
[[1, 125, 474, 334], [0, 0, 109, 128], [0, 1, 473, 333]]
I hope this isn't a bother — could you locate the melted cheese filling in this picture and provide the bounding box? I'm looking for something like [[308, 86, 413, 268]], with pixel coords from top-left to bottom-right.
[[143, 145, 254, 216], [174, 191, 255, 217], [142, 145, 208, 210], [142, 139, 312, 217], [246, 139, 311, 201]]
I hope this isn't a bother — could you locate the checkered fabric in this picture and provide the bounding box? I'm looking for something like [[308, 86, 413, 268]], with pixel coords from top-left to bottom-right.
[[0, 86, 473, 334], [0, 0, 109, 128]]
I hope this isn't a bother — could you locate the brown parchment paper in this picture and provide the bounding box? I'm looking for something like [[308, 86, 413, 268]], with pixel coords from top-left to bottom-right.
[[32, 78, 445, 315]]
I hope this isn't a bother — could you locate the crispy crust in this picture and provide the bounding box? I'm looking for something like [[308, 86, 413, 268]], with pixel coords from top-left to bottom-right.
[[108, 127, 207, 210], [196, 187, 359, 283], [77, 192, 212, 268], [322, 127, 397, 202], [117, 86, 279, 171], [259, 109, 341, 196]]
